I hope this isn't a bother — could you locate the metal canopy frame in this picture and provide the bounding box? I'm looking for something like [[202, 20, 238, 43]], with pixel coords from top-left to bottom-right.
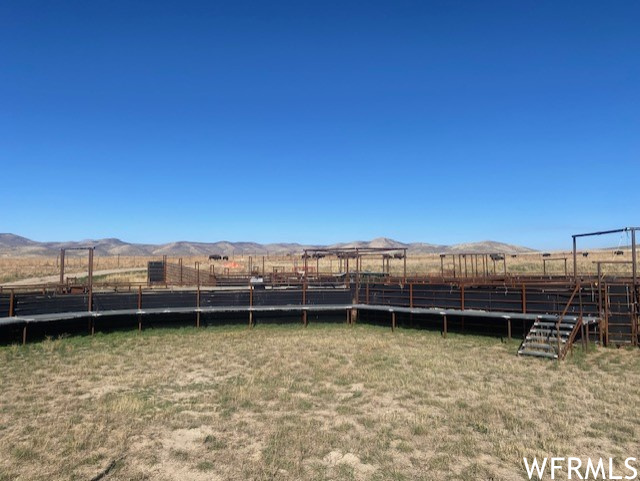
[[59, 247, 95, 309], [572, 227, 638, 285], [303, 246, 408, 283]]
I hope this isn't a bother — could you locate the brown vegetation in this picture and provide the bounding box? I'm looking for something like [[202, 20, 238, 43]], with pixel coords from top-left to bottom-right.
[[0, 325, 638, 480], [0, 249, 633, 285]]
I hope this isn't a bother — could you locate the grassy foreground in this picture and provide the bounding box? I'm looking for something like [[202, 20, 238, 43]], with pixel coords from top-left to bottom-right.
[[0, 325, 639, 481]]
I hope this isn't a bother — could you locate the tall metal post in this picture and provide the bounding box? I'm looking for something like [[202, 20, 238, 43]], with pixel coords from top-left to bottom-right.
[[572, 236, 577, 283], [403, 249, 407, 283], [248, 283, 253, 327], [196, 282, 201, 328], [162, 255, 167, 285], [59, 248, 65, 285], [632, 229, 638, 346], [345, 256, 349, 286], [632, 229, 637, 287], [355, 249, 359, 303], [304, 250, 308, 278], [302, 278, 307, 326], [88, 248, 94, 311]]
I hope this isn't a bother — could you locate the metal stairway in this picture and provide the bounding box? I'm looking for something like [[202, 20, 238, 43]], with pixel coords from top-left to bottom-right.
[[518, 317, 581, 359], [518, 284, 587, 360]]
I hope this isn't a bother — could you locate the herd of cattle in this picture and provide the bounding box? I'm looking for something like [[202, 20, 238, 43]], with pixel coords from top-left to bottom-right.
[[541, 251, 625, 258], [209, 250, 626, 262]]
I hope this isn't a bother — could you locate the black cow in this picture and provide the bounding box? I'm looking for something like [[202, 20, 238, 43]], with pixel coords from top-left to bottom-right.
[[209, 254, 222, 261], [542, 253, 551, 258], [490, 254, 504, 261], [393, 253, 404, 259], [582, 252, 589, 258], [615, 250, 624, 256], [222, 256, 229, 261]]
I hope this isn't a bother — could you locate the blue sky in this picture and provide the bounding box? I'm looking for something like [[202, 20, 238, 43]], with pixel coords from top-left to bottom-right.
[[1, 1, 638, 249]]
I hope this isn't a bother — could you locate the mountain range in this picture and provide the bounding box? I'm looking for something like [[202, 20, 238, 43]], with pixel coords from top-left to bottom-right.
[[0, 234, 536, 257]]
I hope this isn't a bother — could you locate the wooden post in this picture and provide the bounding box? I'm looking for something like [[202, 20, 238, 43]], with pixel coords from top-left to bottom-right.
[[391, 311, 396, 332], [507, 318, 512, 340], [22, 324, 27, 345], [443, 315, 447, 338]]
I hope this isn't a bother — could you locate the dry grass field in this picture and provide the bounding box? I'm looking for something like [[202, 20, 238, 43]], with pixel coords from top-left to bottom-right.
[[0, 256, 149, 284], [1, 324, 639, 481], [0, 248, 634, 285]]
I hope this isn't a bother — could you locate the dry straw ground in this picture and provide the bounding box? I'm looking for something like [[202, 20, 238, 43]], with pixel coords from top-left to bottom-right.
[[1, 325, 639, 480], [0, 249, 633, 284]]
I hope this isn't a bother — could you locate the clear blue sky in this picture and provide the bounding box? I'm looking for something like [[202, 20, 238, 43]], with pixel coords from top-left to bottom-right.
[[1, 1, 638, 249]]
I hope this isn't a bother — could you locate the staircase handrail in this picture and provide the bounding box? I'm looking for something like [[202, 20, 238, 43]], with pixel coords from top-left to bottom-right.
[[555, 283, 581, 359]]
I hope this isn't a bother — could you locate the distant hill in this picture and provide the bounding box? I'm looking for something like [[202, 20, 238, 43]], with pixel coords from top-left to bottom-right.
[[0, 233, 536, 257]]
